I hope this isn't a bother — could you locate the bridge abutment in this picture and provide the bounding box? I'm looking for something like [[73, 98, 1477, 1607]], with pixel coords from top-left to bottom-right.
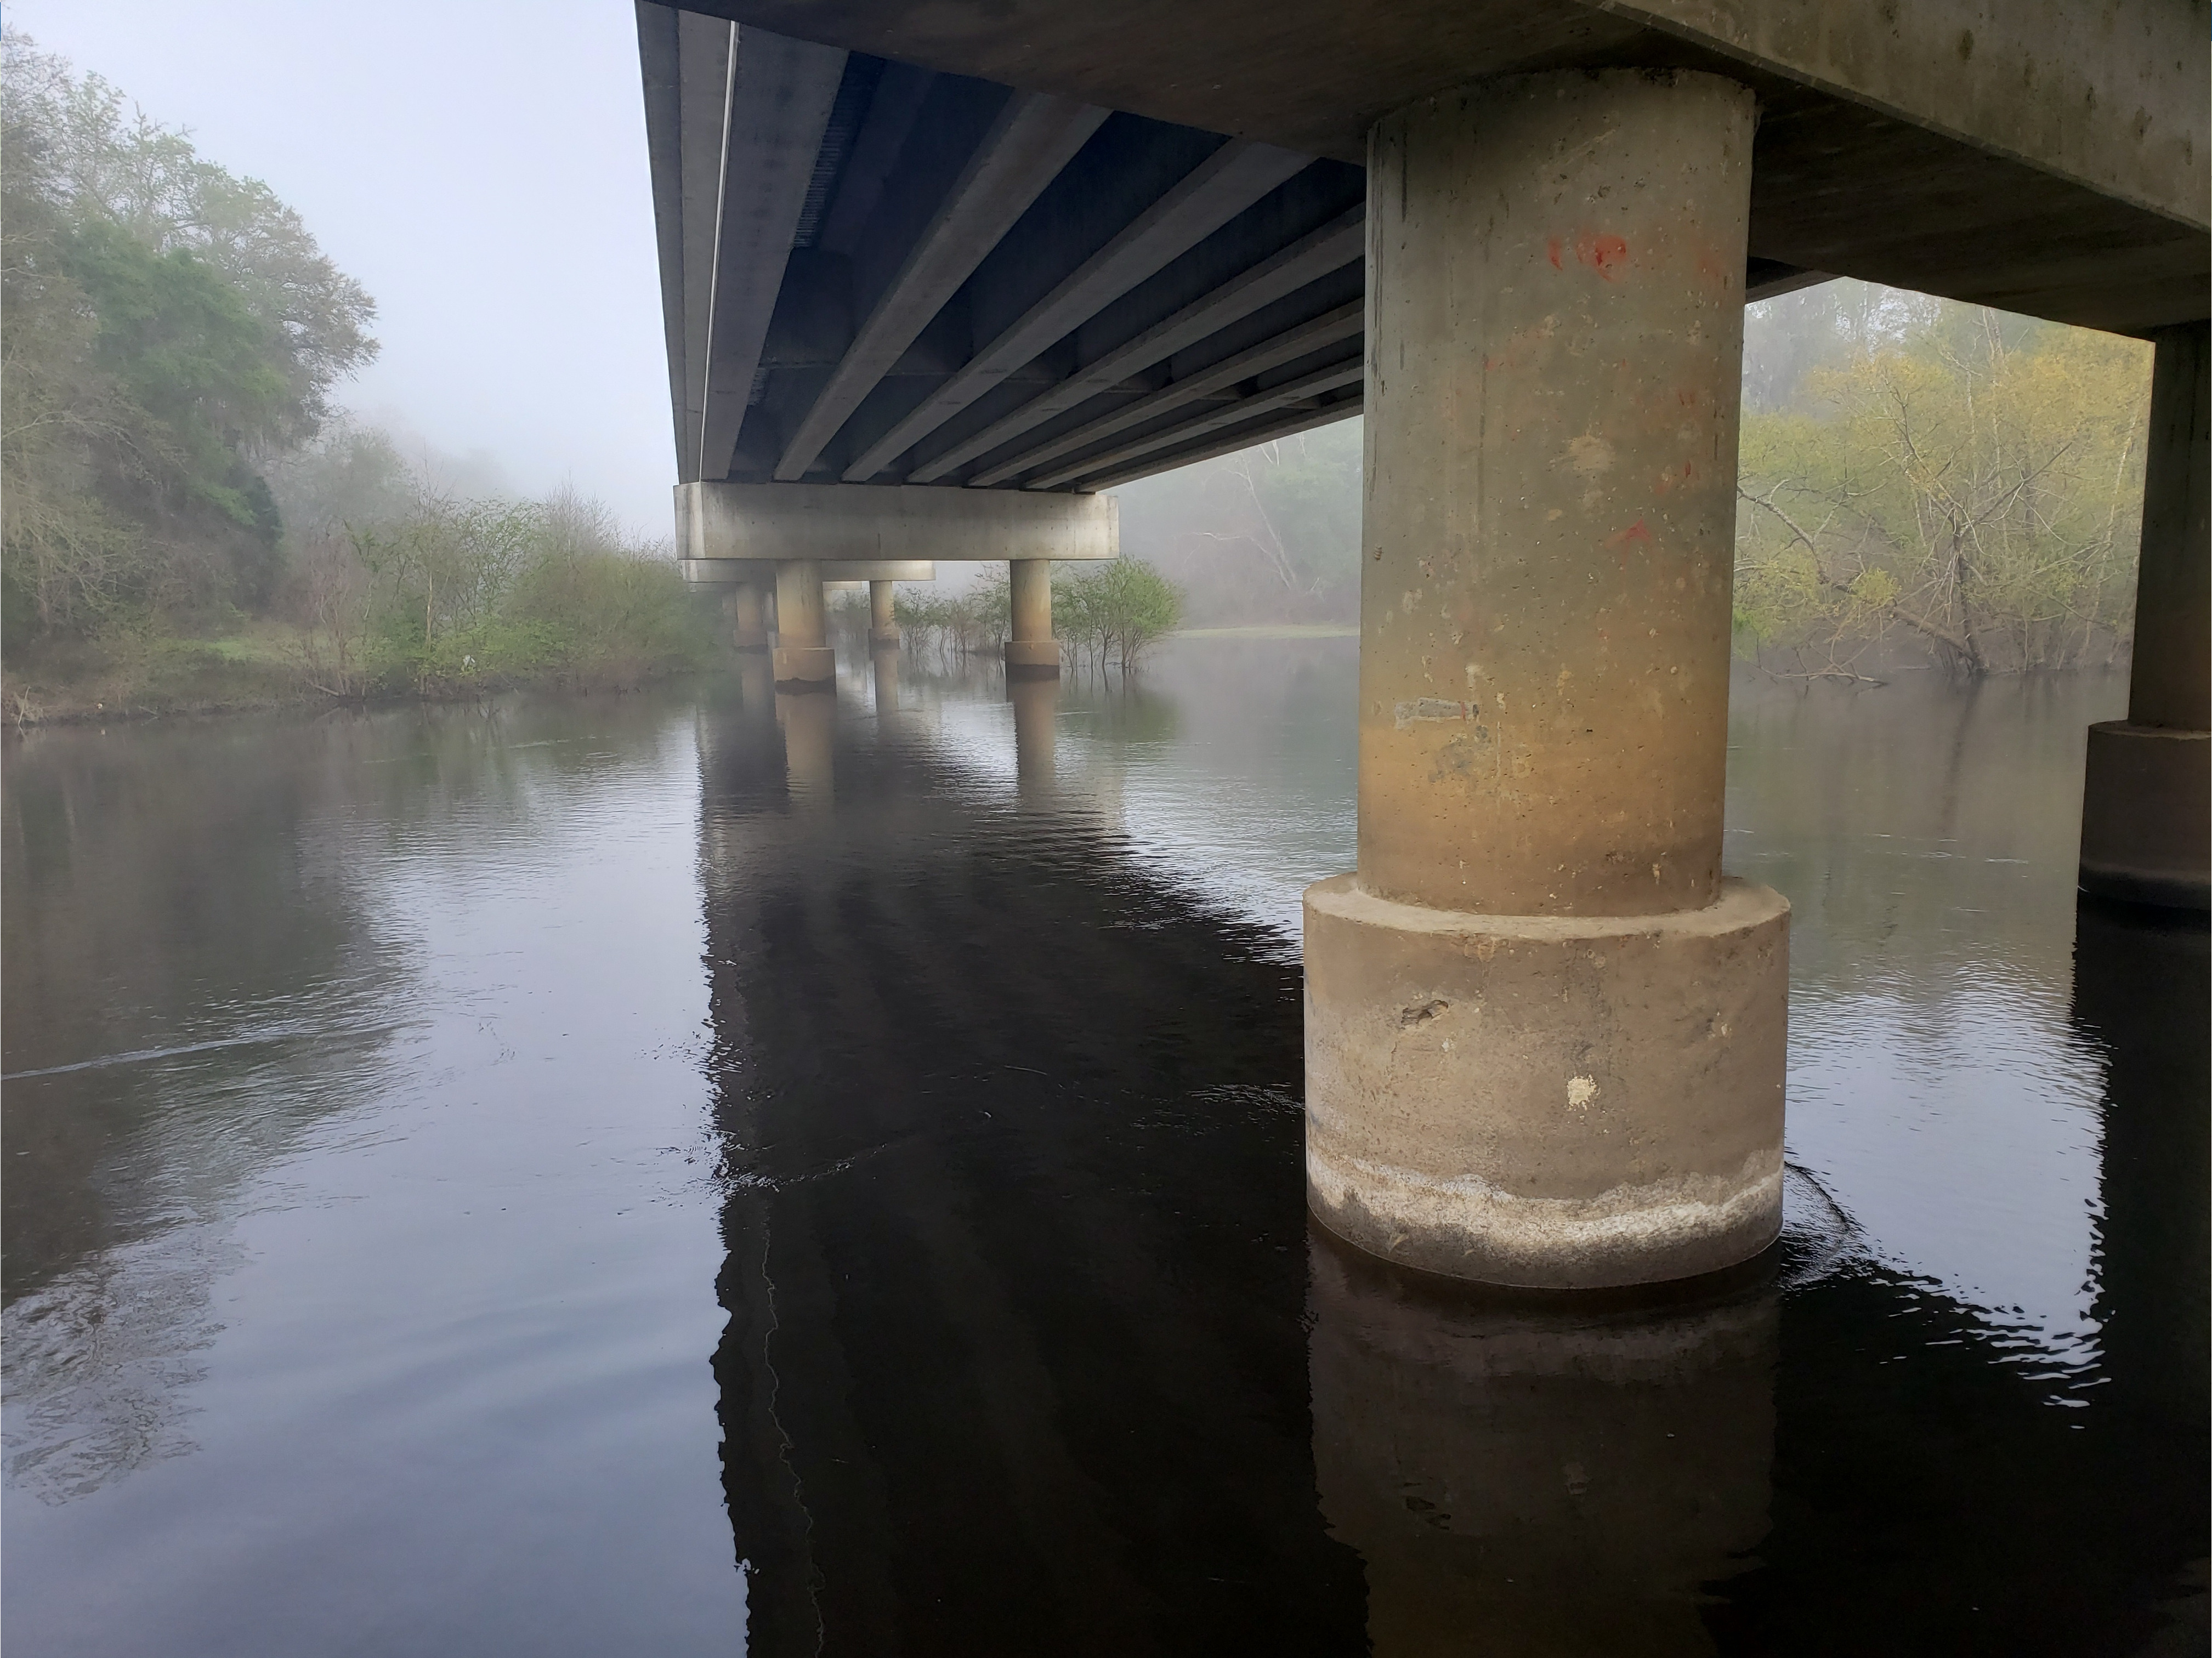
[[2080, 320, 2210, 911], [773, 560, 836, 691], [1006, 559, 1059, 679], [1305, 69, 1789, 1290]]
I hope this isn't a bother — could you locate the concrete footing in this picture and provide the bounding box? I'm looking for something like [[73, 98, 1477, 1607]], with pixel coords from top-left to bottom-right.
[[2080, 722, 2211, 909], [1304, 877, 1788, 1289]]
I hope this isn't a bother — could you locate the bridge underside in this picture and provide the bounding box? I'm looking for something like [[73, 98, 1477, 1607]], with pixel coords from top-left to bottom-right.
[[644, 0, 2207, 504]]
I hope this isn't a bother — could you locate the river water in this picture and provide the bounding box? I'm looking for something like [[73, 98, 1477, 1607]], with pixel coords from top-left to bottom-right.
[[3, 638, 2203, 1655]]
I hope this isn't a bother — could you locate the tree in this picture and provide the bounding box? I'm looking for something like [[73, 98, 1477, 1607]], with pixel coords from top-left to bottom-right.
[[1734, 290, 2151, 677], [0, 30, 377, 637], [1057, 557, 1183, 675]]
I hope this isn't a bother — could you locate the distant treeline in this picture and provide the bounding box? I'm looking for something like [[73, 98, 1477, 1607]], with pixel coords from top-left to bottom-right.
[[1114, 284, 2152, 678], [0, 32, 706, 717]]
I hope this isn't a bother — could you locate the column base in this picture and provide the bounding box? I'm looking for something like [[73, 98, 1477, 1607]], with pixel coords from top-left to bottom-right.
[[772, 645, 836, 692], [869, 628, 901, 650], [1005, 639, 1060, 679], [733, 629, 770, 653], [1303, 876, 1789, 1290], [2080, 722, 2210, 910]]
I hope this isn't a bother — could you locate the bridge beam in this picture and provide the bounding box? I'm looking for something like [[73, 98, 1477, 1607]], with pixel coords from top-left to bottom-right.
[[1304, 69, 1789, 1291], [2080, 321, 2211, 911], [677, 480, 1116, 567]]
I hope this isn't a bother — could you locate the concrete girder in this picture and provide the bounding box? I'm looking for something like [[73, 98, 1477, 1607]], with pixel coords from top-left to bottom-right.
[[970, 300, 1365, 487], [771, 93, 1111, 481], [904, 203, 1366, 484], [680, 558, 937, 583], [676, 480, 1116, 567], [673, 0, 2205, 336], [697, 34, 849, 484], [1074, 393, 1364, 492], [840, 139, 1313, 481], [1025, 355, 1365, 491]]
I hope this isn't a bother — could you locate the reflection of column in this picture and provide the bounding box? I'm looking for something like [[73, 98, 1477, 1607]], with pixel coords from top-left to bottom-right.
[[2074, 898, 2210, 1424], [1006, 558, 1059, 680], [1309, 1228, 1775, 1653], [773, 559, 835, 691], [738, 652, 775, 712], [1304, 70, 1788, 1288], [1008, 675, 1056, 791], [2080, 322, 2209, 910], [778, 690, 835, 806], [730, 580, 770, 653], [869, 580, 901, 651]]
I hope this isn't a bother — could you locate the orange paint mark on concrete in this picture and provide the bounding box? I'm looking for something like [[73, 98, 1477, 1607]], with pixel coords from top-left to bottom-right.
[[1548, 237, 1563, 270], [1603, 520, 1654, 553], [1575, 232, 1630, 280]]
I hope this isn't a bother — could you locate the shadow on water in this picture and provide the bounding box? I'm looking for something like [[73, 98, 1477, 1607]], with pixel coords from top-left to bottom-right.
[[695, 656, 2205, 1656]]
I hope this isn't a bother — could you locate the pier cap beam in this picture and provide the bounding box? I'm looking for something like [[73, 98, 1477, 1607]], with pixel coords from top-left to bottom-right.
[[676, 480, 1117, 569]]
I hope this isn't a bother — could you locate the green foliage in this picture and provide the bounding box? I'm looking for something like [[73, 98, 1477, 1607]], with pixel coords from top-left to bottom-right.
[[1735, 287, 2151, 677], [1056, 557, 1183, 674], [288, 487, 711, 698], [1, 29, 377, 638]]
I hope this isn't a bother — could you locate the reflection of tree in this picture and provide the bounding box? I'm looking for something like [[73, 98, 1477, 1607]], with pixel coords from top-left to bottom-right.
[[1, 692, 694, 1502]]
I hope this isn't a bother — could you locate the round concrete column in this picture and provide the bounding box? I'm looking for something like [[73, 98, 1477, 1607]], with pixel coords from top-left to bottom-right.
[[1005, 558, 1059, 679], [730, 580, 769, 654], [1306, 69, 1789, 1288], [2080, 320, 2209, 910], [867, 579, 901, 651], [772, 560, 835, 692]]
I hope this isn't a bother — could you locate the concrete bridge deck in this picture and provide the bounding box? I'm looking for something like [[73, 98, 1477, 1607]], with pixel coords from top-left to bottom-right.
[[643, 0, 2204, 500]]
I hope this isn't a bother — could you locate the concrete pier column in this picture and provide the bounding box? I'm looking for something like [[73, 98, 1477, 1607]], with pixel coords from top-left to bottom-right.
[[772, 560, 835, 692], [1305, 69, 1789, 1288], [730, 580, 770, 654], [1005, 558, 1059, 679], [867, 580, 900, 651], [2080, 320, 2210, 910]]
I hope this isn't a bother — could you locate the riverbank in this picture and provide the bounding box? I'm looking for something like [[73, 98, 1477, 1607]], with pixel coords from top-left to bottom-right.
[[1, 621, 713, 727]]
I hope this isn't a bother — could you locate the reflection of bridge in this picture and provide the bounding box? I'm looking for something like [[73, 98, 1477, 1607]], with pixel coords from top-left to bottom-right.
[[642, 1, 2208, 1290], [694, 687, 2208, 1653]]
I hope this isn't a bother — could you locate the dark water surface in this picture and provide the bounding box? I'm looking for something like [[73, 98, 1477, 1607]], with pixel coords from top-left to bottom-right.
[[4, 639, 2203, 1655]]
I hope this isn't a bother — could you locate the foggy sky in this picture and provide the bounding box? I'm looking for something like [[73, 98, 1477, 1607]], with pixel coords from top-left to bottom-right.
[[26, 0, 677, 537]]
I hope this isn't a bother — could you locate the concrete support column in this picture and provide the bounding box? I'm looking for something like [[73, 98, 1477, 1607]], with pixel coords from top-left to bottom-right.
[[730, 580, 769, 653], [867, 580, 900, 650], [1304, 69, 1789, 1290], [1005, 558, 1059, 679], [772, 560, 835, 692], [2080, 320, 2210, 910]]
